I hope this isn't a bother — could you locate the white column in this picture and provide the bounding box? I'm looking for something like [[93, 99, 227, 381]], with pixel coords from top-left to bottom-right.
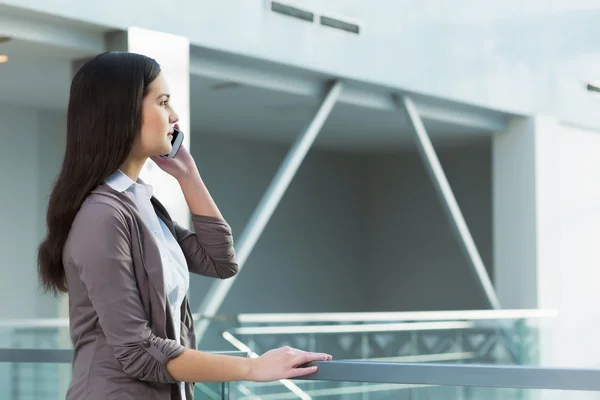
[[107, 27, 191, 228], [494, 116, 600, 399], [493, 117, 540, 310]]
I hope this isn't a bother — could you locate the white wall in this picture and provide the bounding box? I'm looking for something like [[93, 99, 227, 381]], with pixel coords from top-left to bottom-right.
[[0, 104, 39, 320], [365, 140, 493, 311], [536, 120, 600, 370], [36, 111, 66, 318], [0, 103, 64, 321], [186, 133, 493, 321], [494, 116, 600, 400], [188, 134, 369, 315]]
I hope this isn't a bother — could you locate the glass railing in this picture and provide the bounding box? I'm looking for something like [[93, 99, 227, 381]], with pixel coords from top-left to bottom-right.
[[0, 348, 247, 400], [4, 308, 600, 399], [0, 322, 69, 349], [192, 309, 561, 399], [0, 309, 563, 399], [1, 309, 555, 363], [196, 309, 557, 368]]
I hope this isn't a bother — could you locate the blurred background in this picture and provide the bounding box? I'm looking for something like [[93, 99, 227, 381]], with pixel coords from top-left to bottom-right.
[[2, 0, 600, 399]]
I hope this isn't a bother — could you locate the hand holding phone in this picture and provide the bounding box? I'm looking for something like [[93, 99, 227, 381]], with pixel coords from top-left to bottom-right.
[[151, 127, 196, 180], [163, 127, 184, 158]]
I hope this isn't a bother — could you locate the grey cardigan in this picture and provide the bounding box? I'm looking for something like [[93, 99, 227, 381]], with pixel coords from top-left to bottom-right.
[[63, 183, 238, 400]]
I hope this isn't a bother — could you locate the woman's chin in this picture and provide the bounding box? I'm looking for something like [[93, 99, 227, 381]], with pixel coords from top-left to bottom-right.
[[152, 145, 172, 157]]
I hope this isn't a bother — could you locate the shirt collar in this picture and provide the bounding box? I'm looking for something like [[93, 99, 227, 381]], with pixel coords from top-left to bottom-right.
[[104, 170, 153, 198], [104, 169, 135, 193]]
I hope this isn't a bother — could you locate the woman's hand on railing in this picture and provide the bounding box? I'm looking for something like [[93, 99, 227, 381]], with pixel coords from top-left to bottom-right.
[[248, 346, 332, 381]]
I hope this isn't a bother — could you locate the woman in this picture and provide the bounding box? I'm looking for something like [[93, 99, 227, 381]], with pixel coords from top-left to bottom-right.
[[37, 51, 331, 400]]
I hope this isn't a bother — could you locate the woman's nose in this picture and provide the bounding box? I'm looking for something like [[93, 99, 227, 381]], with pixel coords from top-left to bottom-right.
[[170, 110, 180, 124]]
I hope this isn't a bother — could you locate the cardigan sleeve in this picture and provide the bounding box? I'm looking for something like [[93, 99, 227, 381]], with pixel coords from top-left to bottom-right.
[[173, 214, 238, 279]]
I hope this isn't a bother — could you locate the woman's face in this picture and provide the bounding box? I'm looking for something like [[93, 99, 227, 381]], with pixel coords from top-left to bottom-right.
[[135, 72, 179, 158]]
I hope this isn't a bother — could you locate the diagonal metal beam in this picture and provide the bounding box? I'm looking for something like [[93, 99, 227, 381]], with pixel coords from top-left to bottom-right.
[[397, 95, 501, 310], [195, 81, 344, 341]]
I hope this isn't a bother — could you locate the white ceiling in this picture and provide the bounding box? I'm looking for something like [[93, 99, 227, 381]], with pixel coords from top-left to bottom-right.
[[191, 73, 492, 152], [0, 38, 496, 153]]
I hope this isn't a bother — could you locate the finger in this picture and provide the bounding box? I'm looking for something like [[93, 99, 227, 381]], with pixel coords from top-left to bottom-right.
[[286, 365, 318, 379], [291, 353, 312, 367], [292, 352, 330, 367]]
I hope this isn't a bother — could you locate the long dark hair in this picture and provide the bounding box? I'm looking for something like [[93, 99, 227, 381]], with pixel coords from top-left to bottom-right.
[[38, 52, 161, 294]]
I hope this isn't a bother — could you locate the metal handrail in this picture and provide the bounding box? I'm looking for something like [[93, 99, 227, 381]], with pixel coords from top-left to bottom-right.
[[296, 361, 600, 391], [4, 348, 597, 392]]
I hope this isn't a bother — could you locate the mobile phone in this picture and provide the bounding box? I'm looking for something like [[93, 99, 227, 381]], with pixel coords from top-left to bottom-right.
[[164, 127, 184, 158]]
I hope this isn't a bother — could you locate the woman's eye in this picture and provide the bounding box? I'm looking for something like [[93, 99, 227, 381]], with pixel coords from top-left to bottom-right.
[[160, 100, 168, 107]]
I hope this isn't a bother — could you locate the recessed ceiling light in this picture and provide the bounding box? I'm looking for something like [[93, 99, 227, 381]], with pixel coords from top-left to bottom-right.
[[0, 55, 8, 63]]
